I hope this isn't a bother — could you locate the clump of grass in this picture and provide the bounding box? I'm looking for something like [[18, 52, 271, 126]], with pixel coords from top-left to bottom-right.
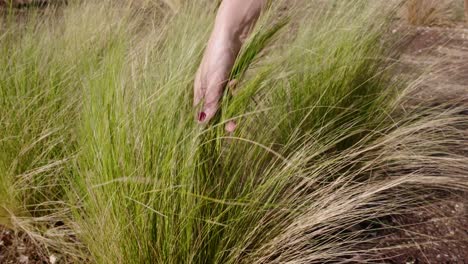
[[0, 0, 467, 263]]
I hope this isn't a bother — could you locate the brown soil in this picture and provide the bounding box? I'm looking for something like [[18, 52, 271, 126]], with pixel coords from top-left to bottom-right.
[[398, 25, 468, 103], [377, 196, 468, 263], [373, 24, 468, 264], [0, 226, 49, 264]]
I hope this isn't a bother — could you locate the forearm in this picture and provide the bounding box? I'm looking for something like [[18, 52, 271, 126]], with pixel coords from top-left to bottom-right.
[[208, 0, 267, 55]]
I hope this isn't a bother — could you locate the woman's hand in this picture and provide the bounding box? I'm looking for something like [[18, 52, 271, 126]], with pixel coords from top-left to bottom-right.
[[194, 0, 266, 127], [194, 32, 239, 124]]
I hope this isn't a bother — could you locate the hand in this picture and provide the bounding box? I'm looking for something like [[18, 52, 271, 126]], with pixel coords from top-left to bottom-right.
[[193, 0, 266, 130], [194, 36, 239, 126]]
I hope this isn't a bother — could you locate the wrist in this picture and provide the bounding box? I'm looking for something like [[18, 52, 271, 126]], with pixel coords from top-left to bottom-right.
[[213, 0, 263, 45]]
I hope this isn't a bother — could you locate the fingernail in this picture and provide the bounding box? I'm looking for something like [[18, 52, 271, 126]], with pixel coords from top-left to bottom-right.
[[198, 112, 207, 122]]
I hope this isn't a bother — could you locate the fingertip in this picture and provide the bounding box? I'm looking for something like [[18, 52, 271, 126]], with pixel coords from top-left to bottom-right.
[[225, 121, 237, 133], [200, 106, 218, 124], [197, 101, 218, 124], [198, 112, 207, 123]]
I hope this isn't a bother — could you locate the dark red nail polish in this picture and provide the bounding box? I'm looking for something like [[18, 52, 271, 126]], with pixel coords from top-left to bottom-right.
[[198, 112, 206, 122]]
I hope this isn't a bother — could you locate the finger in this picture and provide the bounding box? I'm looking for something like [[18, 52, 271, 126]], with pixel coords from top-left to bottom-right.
[[200, 96, 221, 124], [193, 68, 204, 108], [199, 83, 224, 124], [225, 120, 237, 133]]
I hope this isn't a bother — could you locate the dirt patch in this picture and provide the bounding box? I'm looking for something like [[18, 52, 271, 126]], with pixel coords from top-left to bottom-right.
[[398, 25, 468, 103], [0, 226, 50, 264], [371, 24, 468, 264], [377, 196, 468, 263]]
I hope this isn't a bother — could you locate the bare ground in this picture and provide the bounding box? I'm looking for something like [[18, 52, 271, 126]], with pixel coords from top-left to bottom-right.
[[0, 226, 49, 264], [375, 24, 468, 263]]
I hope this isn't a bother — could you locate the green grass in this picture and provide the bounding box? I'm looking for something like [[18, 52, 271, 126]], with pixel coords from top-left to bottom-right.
[[0, 0, 467, 263]]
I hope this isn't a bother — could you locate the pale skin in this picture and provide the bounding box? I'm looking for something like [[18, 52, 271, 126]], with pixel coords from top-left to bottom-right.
[[194, 0, 267, 130]]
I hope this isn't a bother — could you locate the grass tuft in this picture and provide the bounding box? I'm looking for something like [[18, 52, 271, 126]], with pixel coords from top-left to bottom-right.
[[0, 0, 467, 263]]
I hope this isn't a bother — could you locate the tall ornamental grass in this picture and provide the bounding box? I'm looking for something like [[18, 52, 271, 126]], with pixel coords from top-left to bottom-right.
[[0, 0, 467, 263]]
